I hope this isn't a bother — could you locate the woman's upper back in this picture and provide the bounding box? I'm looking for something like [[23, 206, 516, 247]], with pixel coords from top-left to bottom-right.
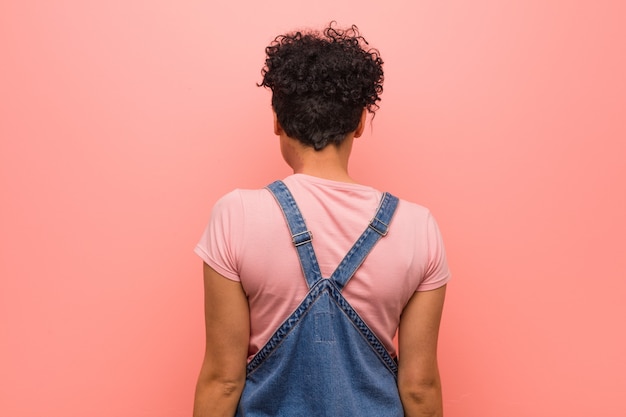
[[194, 174, 450, 359]]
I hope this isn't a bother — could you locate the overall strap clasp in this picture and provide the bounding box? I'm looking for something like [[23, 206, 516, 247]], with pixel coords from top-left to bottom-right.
[[331, 191, 399, 291], [266, 181, 322, 288]]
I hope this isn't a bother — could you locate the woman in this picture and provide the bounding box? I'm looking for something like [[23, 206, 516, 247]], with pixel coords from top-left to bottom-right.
[[193, 23, 450, 417]]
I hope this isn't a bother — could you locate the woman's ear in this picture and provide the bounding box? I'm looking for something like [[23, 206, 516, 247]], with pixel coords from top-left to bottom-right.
[[354, 109, 367, 138], [273, 111, 283, 135]]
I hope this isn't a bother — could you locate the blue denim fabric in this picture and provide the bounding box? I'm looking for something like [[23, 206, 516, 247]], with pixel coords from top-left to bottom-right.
[[235, 181, 402, 416]]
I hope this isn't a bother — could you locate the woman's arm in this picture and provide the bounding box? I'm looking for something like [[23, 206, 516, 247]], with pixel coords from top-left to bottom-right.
[[397, 285, 447, 417], [193, 263, 250, 417]]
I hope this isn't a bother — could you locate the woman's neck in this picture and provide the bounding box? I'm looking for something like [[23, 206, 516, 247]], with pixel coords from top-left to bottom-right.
[[284, 135, 356, 183]]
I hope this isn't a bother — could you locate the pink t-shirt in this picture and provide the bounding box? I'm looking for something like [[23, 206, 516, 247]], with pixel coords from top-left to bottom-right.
[[195, 174, 450, 359]]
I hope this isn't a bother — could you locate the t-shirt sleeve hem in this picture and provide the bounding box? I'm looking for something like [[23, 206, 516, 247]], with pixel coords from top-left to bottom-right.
[[415, 273, 451, 292], [193, 245, 241, 282]]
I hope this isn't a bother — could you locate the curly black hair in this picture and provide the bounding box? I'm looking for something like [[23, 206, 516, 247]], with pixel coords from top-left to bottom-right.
[[259, 23, 384, 151]]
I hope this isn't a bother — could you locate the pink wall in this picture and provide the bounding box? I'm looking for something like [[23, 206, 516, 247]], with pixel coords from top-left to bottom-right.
[[2, 1, 625, 415]]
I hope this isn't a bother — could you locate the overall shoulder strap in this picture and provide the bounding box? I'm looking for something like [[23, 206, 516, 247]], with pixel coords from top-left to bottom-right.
[[266, 181, 322, 288], [330, 192, 399, 291]]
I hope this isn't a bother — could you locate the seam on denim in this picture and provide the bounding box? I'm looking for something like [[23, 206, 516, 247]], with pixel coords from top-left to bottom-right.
[[327, 282, 399, 376], [246, 279, 398, 378], [246, 279, 330, 375]]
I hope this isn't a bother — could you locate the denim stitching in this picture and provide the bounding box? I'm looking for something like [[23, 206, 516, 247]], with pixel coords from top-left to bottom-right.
[[328, 281, 398, 376], [247, 279, 329, 374], [246, 279, 398, 377]]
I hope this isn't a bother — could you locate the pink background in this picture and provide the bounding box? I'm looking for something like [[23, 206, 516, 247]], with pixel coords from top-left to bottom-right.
[[2, 1, 625, 416]]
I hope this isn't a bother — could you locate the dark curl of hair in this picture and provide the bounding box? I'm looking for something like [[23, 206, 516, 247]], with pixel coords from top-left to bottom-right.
[[259, 23, 384, 150]]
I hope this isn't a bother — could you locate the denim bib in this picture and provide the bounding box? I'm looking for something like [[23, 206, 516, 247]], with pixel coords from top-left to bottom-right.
[[236, 180, 403, 416]]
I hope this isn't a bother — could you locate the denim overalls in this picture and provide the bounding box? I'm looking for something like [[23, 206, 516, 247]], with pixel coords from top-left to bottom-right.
[[235, 180, 404, 416]]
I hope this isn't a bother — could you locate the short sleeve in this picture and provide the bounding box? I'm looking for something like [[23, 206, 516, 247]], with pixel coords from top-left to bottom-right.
[[194, 190, 244, 282], [417, 213, 451, 291]]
